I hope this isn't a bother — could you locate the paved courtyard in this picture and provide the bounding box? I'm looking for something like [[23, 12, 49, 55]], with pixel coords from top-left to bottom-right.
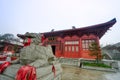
[[61, 61, 120, 80], [61, 65, 106, 80]]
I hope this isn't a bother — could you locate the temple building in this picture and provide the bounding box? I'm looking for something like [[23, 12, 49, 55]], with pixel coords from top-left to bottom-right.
[[0, 41, 23, 61], [42, 18, 116, 59], [0, 41, 23, 54]]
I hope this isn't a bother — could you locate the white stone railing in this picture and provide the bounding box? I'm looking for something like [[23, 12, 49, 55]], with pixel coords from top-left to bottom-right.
[[58, 58, 80, 67], [58, 58, 119, 72]]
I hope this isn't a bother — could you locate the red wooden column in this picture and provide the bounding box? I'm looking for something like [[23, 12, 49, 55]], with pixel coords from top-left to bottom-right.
[[79, 38, 82, 58]]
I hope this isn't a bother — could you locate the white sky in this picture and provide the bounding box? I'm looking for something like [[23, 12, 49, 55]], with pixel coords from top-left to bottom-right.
[[0, 0, 120, 46]]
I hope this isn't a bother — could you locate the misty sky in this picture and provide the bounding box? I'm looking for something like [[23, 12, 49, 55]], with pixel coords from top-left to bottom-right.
[[0, 0, 120, 46]]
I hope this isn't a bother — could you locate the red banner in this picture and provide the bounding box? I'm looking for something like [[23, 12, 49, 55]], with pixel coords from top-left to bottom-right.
[[0, 61, 10, 74], [16, 65, 36, 80]]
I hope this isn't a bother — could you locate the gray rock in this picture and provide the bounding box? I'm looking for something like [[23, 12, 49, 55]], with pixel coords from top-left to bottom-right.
[[0, 33, 62, 80]]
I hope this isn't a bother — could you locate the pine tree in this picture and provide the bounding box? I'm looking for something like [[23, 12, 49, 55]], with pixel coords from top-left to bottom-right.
[[89, 42, 101, 63]]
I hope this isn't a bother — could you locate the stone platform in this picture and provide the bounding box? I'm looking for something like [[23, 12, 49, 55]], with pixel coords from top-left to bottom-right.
[[0, 63, 62, 80]]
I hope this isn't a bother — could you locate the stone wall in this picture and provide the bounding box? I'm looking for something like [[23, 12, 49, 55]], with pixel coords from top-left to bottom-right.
[[58, 58, 119, 71], [102, 59, 119, 69], [0, 63, 62, 80], [0, 44, 62, 80], [58, 58, 80, 67]]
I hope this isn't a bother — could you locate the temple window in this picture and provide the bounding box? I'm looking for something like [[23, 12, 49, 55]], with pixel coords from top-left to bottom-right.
[[65, 41, 79, 45], [72, 46, 74, 52], [64, 40, 79, 53], [82, 39, 95, 50], [48, 37, 56, 41], [68, 46, 71, 52], [65, 46, 67, 52], [75, 46, 79, 52]]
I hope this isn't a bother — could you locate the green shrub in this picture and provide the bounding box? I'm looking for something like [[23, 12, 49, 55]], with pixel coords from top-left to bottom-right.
[[83, 62, 112, 68]]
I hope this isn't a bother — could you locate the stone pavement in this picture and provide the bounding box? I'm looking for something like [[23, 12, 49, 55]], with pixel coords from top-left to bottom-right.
[[61, 64, 106, 80], [61, 62, 120, 80], [104, 61, 120, 80]]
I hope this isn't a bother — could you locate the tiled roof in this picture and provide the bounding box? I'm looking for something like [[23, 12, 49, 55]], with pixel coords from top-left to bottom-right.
[[43, 18, 116, 39]]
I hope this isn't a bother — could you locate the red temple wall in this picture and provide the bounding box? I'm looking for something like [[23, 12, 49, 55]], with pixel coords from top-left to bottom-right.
[[63, 35, 80, 58], [44, 34, 100, 59], [3, 45, 14, 53], [80, 34, 99, 59]]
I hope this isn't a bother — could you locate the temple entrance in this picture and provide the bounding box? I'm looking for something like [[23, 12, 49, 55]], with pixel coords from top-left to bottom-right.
[[51, 46, 56, 55]]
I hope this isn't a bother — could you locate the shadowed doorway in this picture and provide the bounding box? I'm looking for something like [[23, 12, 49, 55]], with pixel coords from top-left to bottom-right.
[[52, 46, 56, 55]]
